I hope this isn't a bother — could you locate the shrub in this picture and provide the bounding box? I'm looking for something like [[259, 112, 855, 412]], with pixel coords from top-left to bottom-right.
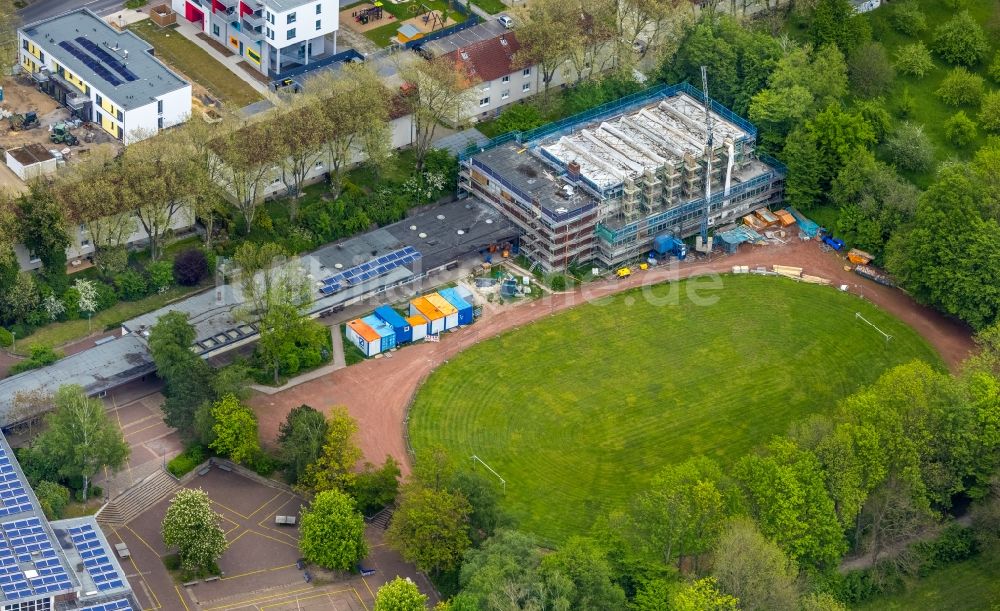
[[932, 11, 988, 66], [60, 287, 80, 320], [898, 87, 916, 118], [10, 344, 62, 375], [90, 485, 103, 499], [94, 281, 117, 311], [115, 269, 147, 300], [894, 42, 935, 78], [944, 111, 978, 146], [166, 445, 207, 478], [550, 275, 567, 291], [884, 122, 936, 173], [34, 481, 70, 520], [173, 249, 209, 286], [979, 91, 1000, 132], [849, 42, 895, 98], [0, 327, 12, 348], [485, 104, 546, 138], [147, 260, 174, 293], [890, 0, 926, 36], [936, 67, 985, 106], [990, 52, 1000, 83], [915, 524, 977, 575]]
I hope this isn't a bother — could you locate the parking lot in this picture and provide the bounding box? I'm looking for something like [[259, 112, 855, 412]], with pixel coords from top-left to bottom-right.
[[102, 466, 435, 610]]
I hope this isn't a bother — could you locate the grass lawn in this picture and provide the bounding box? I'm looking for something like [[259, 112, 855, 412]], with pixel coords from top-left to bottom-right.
[[408, 275, 942, 544], [857, 0, 1000, 188], [470, 0, 507, 15], [15, 284, 207, 355], [854, 549, 1000, 610], [127, 22, 262, 108], [362, 0, 467, 47]]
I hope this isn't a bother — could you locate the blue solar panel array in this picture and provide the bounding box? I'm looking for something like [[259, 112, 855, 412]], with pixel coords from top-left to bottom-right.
[[57, 40, 124, 87], [0, 518, 73, 600], [80, 599, 133, 611], [69, 524, 125, 591], [0, 447, 32, 517], [319, 246, 422, 295], [75, 37, 138, 82]]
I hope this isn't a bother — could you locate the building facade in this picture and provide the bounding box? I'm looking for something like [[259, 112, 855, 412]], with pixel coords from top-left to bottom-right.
[[459, 83, 786, 271], [18, 9, 192, 144], [171, 0, 338, 77]]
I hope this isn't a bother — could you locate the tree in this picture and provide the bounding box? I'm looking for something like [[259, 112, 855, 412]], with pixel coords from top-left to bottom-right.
[[800, 592, 849, 611], [161, 488, 227, 575], [890, 0, 926, 36], [979, 91, 1000, 132], [302, 407, 362, 492], [932, 11, 988, 66], [273, 95, 326, 217], [399, 57, 474, 173], [807, 0, 870, 55], [806, 103, 876, 191], [148, 311, 215, 437], [848, 42, 894, 98], [632, 456, 728, 571], [18, 181, 70, 292], [450, 470, 508, 544], [388, 486, 472, 575], [619, 0, 691, 62], [179, 110, 236, 248], [411, 444, 456, 492], [540, 536, 626, 610], [34, 385, 129, 500], [894, 42, 935, 78], [782, 127, 823, 209], [711, 518, 799, 611], [733, 438, 847, 570], [945, 111, 978, 146], [215, 118, 282, 233], [209, 394, 260, 465], [513, 0, 578, 102], [74, 279, 97, 330], [310, 63, 392, 199], [278, 404, 328, 485], [883, 122, 935, 173], [374, 577, 427, 611], [671, 578, 739, 611], [886, 165, 1000, 330], [350, 456, 402, 516], [34, 481, 70, 520], [937, 67, 985, 106], [173, 249, 209, 286], [1, 272, 40, 326], [299, 489, 368, 570]]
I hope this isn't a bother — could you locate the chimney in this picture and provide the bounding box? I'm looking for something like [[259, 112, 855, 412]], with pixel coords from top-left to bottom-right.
[[567, 160, 581, 182]]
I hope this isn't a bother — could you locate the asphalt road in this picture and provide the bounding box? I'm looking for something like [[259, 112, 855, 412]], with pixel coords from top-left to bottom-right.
[[18, 0, 125, 26]]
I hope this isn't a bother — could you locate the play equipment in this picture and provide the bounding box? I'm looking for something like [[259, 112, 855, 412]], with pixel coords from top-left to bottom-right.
[[50, 123, 78, 146], [9, 112, 38, 131], [353, 4, 384, 24]]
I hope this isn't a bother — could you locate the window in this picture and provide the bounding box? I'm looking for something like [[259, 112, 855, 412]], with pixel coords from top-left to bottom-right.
[[117, 109, 123, 121], [21, 39, 27, 50], [213, 23, 220, 36], [95, 93, 103, 107], [287, 12, 296, 23], [287, 28, 296, 39], [81, 239, 91, 247], [158, 117, 164, 129], [522, 67, 531, 76], [479, 97, 490, 107], [157, 99, 163, 114], [267, 27, 273, 39], [501, 90, 509, 99], [501, 75, 509, 83], [522, 82, 530, 92], [316, 3, 322, 13], [266, 10, 272, 23], [315, 19, 321, 30]]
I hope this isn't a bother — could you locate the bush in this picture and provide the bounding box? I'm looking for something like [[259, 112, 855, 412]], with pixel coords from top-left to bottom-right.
[[94, 281, 117, 311], [884, 122, 936, 173], [915, 524, 978, 575], [890, 0, 926, 35], [60, 287, 80, 320], [167, 445, 208, 478], [90, 485, 103, 499], [936, 67, 985, 106], [894, 42, 935, 78], [115, 269, 147, 300], [9, 344, 62, 375], [124, 0, 147, 8], [932, 11, 989, 66], [944, 111, 978, 145], [34, 481, 70, 520], [173, 249, 209, 286], [0, 327, 12, 347], [898, 87, 916, 118], [979, 91, 1000, 132], [549, 275, 567, 291], [147, 260, 174, 293], [849, 42, 895, 98], [484, 104, 546, 138], [990, 52, 1000, 83]]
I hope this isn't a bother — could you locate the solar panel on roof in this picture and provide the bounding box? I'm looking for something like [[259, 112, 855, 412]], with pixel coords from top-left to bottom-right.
[[79, 599, 133, 611], [75, 37, 139, 82], [57, 40, 123, 87], [69, 523, 125, 592]]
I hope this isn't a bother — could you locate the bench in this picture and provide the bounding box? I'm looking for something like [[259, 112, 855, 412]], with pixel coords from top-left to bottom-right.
[[197, 467, 210, 476], [203, 576, 220, 582], [217, 463, 233, 472], [275, 515, 297, 526]]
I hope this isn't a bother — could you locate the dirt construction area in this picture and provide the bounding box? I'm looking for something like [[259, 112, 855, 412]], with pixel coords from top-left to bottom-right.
[[340, 3, 398, 33], [250, 239, 976, 474], [103, 466, 435, 611]]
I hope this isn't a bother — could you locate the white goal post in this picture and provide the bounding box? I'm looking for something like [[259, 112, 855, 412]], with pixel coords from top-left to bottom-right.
[[856, 312, 893, 343], [470, 455, 506, 493]]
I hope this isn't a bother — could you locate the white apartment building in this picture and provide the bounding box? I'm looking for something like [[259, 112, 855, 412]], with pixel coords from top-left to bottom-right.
[[172, 0, 338, 77], [18, 9, 192, 144]]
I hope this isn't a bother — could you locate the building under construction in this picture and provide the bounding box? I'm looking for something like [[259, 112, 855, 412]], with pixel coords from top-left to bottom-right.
[[458, 82, 786, 271]]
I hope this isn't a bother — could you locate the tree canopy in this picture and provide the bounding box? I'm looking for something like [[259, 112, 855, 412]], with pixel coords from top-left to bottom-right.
[[161, 488, 227, 575], [299, 489, 368, 571]]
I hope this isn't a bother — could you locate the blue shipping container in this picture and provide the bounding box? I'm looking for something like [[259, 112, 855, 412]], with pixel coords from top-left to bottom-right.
[[438, 288, 473, 325], [361, 315, 397, 352], [374, 305, 413, 344]]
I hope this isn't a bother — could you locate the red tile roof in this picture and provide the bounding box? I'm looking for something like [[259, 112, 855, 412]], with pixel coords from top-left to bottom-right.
[[441, 32, 521, 84]]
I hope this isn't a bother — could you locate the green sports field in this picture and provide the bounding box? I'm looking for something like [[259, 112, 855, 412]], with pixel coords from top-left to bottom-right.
[[408, 275, 943, 543]]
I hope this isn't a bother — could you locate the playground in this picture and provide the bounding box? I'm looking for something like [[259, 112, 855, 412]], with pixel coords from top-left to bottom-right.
[[407, 274, 943, 544], [348, 0, 464, 47], [340, 2, 397, 34]]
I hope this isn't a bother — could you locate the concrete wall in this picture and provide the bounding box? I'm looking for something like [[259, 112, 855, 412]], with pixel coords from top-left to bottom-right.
[[4, 152, 57, 181]]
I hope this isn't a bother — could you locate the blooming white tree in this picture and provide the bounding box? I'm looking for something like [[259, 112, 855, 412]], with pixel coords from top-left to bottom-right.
[[42, 294, 65, 321], [161, 488, 228, 575], [74, 279, 97, 331]]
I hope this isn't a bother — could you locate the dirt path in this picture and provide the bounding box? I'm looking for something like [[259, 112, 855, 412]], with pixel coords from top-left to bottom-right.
[[250, 240, 975, 472]]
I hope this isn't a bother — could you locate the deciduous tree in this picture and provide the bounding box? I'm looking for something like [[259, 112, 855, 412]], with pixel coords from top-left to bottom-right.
[[979, 90, 1000, 132], [209, 394, 260, 465], [215, 118, 282, 233], [18, 180, 70, 292], [299, 489, 368, 570], [399, 57, 474, 173], [161, 488, 227, 574], [278, 404, 328, 485], [374, 577, 427, 611], [148, 311, 215, 437], [302, 407, 362, 493], [932, 10, 988, 66], [274, 95, 327, 218], [712, 518, 799, 611], [894, 42, 935, 78], [388, 486, 471, 575], [350, 456, 402, 516], [937, 67, 984, 106]]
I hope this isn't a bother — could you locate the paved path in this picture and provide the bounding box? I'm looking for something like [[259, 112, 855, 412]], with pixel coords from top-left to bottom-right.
[[250, 240, 976, 474], [169, 19, 278, 102], [331, 325, 347, 369]]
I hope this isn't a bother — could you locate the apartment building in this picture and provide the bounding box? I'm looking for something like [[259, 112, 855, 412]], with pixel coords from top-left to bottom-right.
[[172, 0, 338, 77], [420, 20, 569, 123], [18, 9, 192, 144]]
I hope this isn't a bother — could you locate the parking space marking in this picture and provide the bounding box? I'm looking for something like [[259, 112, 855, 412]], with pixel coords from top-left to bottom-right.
[[246, 491, 286, 520], [174, 585, 191, 611], [202, 585, 315, 610]]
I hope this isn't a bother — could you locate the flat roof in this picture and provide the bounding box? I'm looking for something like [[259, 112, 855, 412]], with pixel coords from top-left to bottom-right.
[[347, 319, 379, 343], [424, 293, 457, 316], [0, 334, 154, 427], [411, 297, 443, 319], [263, 0, 317, 12], [361, 315, 395, 338], [50, 516, 131, 601], [21, 8, 189, 110]]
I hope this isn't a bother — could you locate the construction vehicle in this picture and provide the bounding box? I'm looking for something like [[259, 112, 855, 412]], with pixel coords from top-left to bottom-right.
[[9, 112, 38, 131], [653, 234, 688, 260], [616, 267, 632, 279], [50, 123, 78, 146]]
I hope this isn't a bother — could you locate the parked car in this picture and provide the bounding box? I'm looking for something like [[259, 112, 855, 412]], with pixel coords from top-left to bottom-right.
[[498, 14, 513, 28]]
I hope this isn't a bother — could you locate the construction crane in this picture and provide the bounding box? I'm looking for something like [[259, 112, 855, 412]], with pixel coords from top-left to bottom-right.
[[700, 65, 713, 242]]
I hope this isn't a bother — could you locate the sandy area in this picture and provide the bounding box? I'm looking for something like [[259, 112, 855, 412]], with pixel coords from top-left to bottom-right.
[[341, 3, 398, 33]]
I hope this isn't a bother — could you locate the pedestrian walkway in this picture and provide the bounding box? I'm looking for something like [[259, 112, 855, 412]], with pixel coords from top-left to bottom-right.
[[169, 19, 279, 102]]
